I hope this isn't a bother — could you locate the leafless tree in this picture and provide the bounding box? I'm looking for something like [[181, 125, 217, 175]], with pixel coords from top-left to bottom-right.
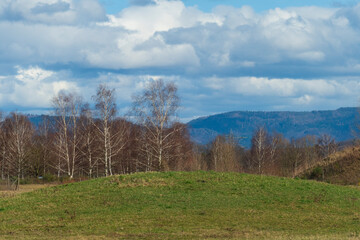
[[52, 91, 82, 179], [284, 135, 317, 177], [132, 79, 181, 171], [265, 132, 286, 174], [107, 118, 131, 174], [164, 122, 194, 171], [192, 144, 210, 171], [27, 117, 53, 178], [0, 111, 5, 180], [3, 113, 34, 189], [316, 134, 337, 158], [93, 84, 128, 176], [0, 112, 7, 181], [79, 104, 98, 178], [250, 126, 269, 174], [210, 133, 242, 172], [136, 128, 155, 172], [37, 117, 52, 177]]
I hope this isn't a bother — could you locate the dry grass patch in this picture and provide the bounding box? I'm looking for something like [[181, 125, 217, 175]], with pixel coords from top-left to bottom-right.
[[0, 184, 57, 198], [110, 174, 173, 188]]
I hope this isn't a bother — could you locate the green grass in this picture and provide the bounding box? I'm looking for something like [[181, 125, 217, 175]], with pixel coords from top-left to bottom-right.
[[0, 171, 360, 239]]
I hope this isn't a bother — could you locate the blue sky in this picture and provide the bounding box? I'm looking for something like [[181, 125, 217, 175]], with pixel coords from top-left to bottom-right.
[[1, 0, 360, 121]]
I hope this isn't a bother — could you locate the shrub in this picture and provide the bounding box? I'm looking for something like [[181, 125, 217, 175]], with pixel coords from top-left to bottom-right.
[[310, 167, 324, 180], [42, 174, 57, 183]]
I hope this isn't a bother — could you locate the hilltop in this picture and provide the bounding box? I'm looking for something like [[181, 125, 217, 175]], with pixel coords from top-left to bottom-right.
[[188, 107, 359, 147], [0, 171, 359, 239]]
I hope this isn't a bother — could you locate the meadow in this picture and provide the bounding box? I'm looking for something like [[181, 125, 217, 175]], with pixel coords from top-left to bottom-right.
[[0, 171, 359, 239]]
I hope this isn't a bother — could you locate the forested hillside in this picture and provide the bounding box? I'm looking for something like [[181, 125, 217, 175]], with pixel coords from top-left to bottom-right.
[[188, 107, 359, 147]]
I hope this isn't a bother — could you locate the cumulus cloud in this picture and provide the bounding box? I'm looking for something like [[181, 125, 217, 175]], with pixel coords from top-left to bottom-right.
[[0, 0, 204, 70], [0, 66, 359, 119], [198, 75, 360, 113], [84, 34, 200, 69], [0, 67, 187, 114], [0, 66, 78, 109], [2, 0, 360, 74], [294, 94, 313, 105], [156, 3, 360, 76], [102, 0, 222, 38], [0, 0, 360, 117], [203, 76, 358, 98], [0, 22, 125, 68]]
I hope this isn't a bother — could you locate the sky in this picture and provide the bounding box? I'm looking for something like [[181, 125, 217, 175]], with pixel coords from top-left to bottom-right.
[[1, 0, 360, 121]]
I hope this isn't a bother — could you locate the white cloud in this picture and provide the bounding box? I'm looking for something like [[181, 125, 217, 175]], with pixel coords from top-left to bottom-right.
[[101, 0, 222, 38], [15, 66, 53, 83], [286, 6, 337, 20], [84, 34, 200, 69], [0, 67, 359, 118], [159, 3, 360, 72], [203, 76, 360, 98], [1, 1, 360, 72], [0, 1, 360, 116], [0, 22, 123, 67], [0, 66, 77, 108], [0, 1, 203, 70], [294, 94, 313, 105]]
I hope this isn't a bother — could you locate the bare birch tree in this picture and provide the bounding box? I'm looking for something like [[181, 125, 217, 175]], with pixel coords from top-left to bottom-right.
[[250, 126, 269, 174], [93, 84, 127, 176], [3, 113, 33, 189], [132, 79, 181, 171], [79, 104, 98, 178], [52, 91, 82, 179], [109, 118, 131, 174]]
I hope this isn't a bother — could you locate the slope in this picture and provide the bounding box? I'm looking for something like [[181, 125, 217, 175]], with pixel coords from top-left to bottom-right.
[[0, 171, 360, 239], [301, 146, 360, 185]]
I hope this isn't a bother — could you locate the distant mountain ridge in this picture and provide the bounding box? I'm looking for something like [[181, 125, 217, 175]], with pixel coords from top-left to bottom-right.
[[24, 108, 360, 149], [187, 107, 359, 148]]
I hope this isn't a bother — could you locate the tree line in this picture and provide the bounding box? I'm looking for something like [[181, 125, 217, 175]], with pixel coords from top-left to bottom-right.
[[0, 79, 339, 188], [195, 128, 337, 178], [0, 80, 193, 188]]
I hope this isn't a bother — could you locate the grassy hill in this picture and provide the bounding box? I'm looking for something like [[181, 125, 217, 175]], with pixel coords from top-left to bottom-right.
[[0, 171, 360, 239], [301, 147, 360, 185]]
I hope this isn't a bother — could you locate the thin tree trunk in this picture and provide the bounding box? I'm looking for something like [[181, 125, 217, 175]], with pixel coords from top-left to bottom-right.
[[57, 157, 61, 178], [88, 152, 92, 178], [16, 157, 21, 190], [104, 130, 108, 177], [1, 149, 5, 180]]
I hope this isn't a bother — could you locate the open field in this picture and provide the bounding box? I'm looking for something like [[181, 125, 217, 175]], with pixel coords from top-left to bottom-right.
[[0, 171, 360, 239]]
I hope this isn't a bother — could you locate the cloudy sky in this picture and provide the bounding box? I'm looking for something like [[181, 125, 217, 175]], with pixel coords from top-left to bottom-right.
[[1, 0, 360, 121]]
